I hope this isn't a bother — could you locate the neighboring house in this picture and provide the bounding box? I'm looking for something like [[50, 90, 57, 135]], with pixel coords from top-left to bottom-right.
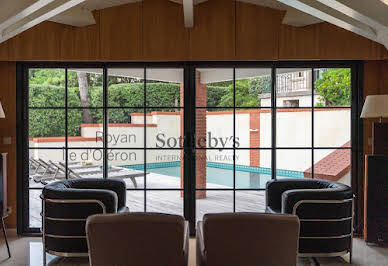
[[260, 69, 326, 107]]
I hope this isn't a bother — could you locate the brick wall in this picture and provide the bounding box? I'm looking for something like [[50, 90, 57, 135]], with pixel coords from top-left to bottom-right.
[[196, 72, 207, 198], [249, 112, 260, 167], [179, 74, 207, 199]]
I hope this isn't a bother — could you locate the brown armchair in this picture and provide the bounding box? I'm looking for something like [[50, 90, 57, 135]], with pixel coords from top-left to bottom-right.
[[196, 213, 300, 266], [86, 212, 189, 266]]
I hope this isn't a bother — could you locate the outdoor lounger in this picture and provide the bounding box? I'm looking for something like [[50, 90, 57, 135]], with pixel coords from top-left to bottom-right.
[[38, 161, 144, 188], [31, 159, 101, 183]]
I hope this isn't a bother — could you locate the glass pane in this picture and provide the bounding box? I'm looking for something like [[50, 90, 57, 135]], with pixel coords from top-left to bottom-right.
[[196, 68, 233, 107], [66, 149, 104, 179], [235, 150, 271, 189], [314, 68, 351, 107], [146, 191, 183, 216], [236, 108, 271, 148], [68, 69, 103, 107], [126, 191, 145, 212], [146, 68, 183, 108], [107, 109, 145, 148], [108, 68, 144, 107], [28, 149, 65, 188], [196, 191, 233, 222], [235, 191, 266, 212], [29, 109, 65, 142], [276, 108, 312, 147], [236, 68, 271, 108], [196, 108, 234, 149], [197, 150, 234, 189], [146, 150, 182, 189], [108, 149, 144, 189], [276, 149, 311, 179], [314, 108, 351, 147], [29, 189, 42, 228], [146, 108, 183, 149], [29, 68, 65, 107], [68, 109, 103, 148], [312, 149, 351, 187], [276, 68, 312, 107]]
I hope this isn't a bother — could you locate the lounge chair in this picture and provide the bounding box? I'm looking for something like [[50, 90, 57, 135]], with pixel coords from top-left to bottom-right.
[[40, 162, 144, 188]]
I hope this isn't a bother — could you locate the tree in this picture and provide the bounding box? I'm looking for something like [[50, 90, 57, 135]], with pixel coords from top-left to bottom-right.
[[77, 72, 93, 123], [218, 79, 259, 107], [315, 68, 351, 107]]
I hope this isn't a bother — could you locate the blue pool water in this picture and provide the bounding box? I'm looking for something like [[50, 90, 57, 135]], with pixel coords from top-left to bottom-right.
[[124, 162, 304, 189], [148, 166, 272, 189]]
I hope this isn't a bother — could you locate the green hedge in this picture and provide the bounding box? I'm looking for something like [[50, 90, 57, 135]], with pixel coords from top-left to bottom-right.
[[29, 83, 181, 137]]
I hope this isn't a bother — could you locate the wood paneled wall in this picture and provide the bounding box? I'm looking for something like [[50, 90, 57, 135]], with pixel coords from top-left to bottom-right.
[[0, 0, 386, 61], [0, 62, 16, 228]]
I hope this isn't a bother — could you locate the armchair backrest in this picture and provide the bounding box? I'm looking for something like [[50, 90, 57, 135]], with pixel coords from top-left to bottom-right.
[[86, 212, 189, 266], [202, 213, 300, 266]]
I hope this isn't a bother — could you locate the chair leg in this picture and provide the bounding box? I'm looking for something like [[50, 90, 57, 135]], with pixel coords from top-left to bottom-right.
[[131, 177, 137, 189], [1, 217, 11, 258]]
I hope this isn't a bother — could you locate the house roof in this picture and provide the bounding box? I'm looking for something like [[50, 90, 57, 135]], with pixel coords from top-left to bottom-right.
[[304, 141, 351, 181]]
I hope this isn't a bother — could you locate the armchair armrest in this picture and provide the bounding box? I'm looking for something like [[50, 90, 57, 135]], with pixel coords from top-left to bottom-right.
[[266, 179, 321, 211], [196, 221, 206, 266], [71, 178, 126, 210], [281, 188, 353, 217], [42, 187, 118, 214]]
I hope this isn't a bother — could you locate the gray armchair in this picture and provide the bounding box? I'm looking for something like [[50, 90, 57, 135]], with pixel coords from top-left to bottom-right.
[[86, 212, 189, 266], [196, 213, 300, 266]]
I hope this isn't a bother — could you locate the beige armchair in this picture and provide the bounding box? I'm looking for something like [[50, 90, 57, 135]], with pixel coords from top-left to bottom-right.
[[196, 213, 300, 266], [86, 213, 189, 266]]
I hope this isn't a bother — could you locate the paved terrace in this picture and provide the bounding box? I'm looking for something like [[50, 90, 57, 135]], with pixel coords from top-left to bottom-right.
[[29, 172, 266, 228]]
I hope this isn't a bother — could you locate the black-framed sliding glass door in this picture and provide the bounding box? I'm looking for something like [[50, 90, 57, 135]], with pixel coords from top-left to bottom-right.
[[17, 61, 362, 235]]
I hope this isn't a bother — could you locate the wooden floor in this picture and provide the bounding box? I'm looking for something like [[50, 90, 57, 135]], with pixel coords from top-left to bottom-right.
[[29, 172, 266, 227]]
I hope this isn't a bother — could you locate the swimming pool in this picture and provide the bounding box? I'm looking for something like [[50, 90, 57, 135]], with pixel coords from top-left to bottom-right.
[[123, 162, 304, 189]]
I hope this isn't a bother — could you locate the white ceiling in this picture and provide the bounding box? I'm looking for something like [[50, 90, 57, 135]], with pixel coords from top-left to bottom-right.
[[1, 0, 388, 49]]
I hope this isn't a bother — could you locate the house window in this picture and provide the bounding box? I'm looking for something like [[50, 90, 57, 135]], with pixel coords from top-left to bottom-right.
[[283, 100, 299, 107]]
